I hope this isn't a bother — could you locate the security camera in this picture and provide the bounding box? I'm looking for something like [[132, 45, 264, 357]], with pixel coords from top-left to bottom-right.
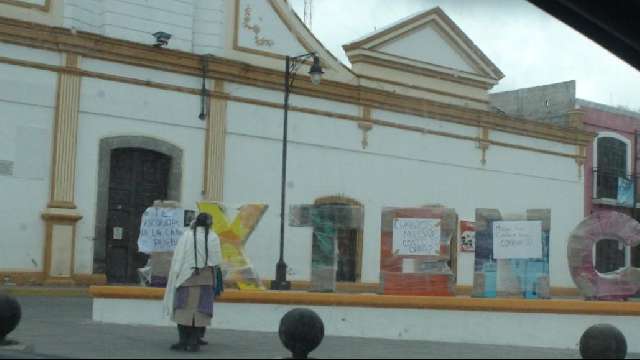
[[152, 31, 172, 48]]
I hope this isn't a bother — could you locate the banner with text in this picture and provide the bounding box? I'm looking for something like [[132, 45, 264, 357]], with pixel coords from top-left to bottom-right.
[[137, 207, 185, 253], [392, 218, 441, 256]]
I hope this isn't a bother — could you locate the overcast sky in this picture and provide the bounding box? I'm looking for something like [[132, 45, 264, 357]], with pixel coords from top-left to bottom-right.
[[289, 0, 640, 111]]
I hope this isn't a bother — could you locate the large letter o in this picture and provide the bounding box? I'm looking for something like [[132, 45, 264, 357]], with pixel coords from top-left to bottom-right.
[[568, 211, 640, 300]]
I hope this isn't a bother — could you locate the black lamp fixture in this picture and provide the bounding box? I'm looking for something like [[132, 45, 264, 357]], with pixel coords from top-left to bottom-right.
[[271, 52, 324, 291], [152, 31, 171, 48]]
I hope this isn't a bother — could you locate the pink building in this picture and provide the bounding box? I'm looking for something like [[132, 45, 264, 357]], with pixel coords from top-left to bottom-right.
[[491, 81, 640, 274]]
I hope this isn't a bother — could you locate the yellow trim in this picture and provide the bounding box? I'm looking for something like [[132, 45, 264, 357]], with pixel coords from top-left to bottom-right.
[[359, 74, 489, 105], [349, 53, 492, 89], [0, 16, 594, 147], [90, 286, 636, 316], [0, 272, 45, 285], [0, 54, 590, 162]]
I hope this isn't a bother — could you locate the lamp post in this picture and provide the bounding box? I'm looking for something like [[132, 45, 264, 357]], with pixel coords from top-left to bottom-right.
[[271, 53, 324, 291]]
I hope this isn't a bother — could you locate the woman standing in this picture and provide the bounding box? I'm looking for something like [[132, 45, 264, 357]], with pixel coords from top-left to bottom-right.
[[163, 212, 223, 352]]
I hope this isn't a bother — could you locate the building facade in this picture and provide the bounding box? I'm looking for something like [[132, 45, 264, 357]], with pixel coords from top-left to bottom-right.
[[0, 0, 592, 291], [491, 80, 640, 276]]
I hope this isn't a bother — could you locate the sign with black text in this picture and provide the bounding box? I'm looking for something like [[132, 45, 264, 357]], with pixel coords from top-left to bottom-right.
[[492, 221, 542, 259], [137, 207, 184, 253], [392, 218, 441, 256]]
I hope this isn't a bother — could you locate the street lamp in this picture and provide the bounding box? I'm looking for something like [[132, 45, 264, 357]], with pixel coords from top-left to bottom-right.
[[271, 52, 324, 291]]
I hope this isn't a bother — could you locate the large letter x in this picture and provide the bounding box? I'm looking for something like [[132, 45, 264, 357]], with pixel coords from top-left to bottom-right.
[[197, 202, 268, 290]]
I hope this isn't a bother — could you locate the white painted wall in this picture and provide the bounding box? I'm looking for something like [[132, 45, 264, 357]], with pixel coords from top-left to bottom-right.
[[73, 76, 207, 274], [0, 61, 58, 272], [63, 0, 226, 54], [223, 89, 583, 287], [94, 298, 640, 352]]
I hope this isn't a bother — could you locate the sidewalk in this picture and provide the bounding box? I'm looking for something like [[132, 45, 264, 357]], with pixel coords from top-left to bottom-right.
[[3, 296, 638, 359]]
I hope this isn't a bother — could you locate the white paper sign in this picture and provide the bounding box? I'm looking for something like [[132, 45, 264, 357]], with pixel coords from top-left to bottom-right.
[[113, 227, 123, 240], [492, 221, 542, 259], [137, 207, 185, 253], [393, 218, 441, 256]]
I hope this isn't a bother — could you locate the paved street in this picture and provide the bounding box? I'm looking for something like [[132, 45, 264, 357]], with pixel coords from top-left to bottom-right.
[[0, 296, 636, 359]]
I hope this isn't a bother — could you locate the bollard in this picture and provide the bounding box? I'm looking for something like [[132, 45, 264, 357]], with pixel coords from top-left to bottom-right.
[[0, 294, 21, 346], [580, 324, 627, 359], [279, 308, 324, 359]]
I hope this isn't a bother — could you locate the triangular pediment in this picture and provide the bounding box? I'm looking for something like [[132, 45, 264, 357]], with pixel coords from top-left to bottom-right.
[[343, 7, 504, 82], [375, 23, 477, 74]]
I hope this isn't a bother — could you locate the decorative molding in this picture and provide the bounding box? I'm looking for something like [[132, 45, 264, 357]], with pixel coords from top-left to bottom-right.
[[41, 208, 83, 222], [242, 4, 274, 47], [203, 79, 227, 201], [0, 0, 50, 12], [359, 74, 489, 105], [42, 216, 80, 282], [358, 107, 373, 150], [46, 201, 77, 209], [567, 109, 585, 129], [233, 0, 316, 63], [478, 127, 490, 165], [0, 53, 587, 163], [48, 53, 81, 208], [367, 48, 491, 84], [576, 145, 586, 179], [349, 53, 492, 90], [0, 16, 594, 147]]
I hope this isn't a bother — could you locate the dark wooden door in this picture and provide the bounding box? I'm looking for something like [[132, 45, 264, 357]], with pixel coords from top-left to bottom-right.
[[106, 148, 171, 283]]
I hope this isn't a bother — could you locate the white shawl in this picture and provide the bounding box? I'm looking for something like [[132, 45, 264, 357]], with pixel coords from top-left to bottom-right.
[[163, 228, 223, 317]]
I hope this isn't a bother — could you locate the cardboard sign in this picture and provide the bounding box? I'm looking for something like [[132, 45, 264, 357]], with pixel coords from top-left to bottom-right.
[[137, 207, 184, 253], [492, 221, 542, 259], [393, 218, 441, 256]]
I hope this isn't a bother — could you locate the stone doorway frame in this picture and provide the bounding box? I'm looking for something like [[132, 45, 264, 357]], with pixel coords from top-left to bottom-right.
[[92, 136, 183, 274]]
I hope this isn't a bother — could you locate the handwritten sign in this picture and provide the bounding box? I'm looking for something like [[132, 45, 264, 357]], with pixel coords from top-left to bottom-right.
[[492, 221, 542, 259], [137, 207, 185, 253], [393, 218, 441, 256]]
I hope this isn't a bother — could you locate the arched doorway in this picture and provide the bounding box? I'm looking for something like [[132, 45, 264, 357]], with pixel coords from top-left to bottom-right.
[[314, 196, 364, 282], [93, 136, 183, 283]]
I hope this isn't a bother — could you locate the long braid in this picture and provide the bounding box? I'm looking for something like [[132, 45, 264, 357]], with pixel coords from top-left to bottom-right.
[[204, 226, 209, 268], [192, 213, 213, 275], [193, 225, 199, 275]]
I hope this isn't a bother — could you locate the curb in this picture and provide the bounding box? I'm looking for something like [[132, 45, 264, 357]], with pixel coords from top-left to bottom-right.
[[0, 287, 89, 298]]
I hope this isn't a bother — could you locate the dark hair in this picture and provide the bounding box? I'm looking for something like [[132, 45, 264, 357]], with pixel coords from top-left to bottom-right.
[[192, 213, 212, 274]]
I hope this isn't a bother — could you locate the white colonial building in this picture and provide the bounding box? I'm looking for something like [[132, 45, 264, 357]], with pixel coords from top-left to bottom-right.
[[0, 0, 592, 292]]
